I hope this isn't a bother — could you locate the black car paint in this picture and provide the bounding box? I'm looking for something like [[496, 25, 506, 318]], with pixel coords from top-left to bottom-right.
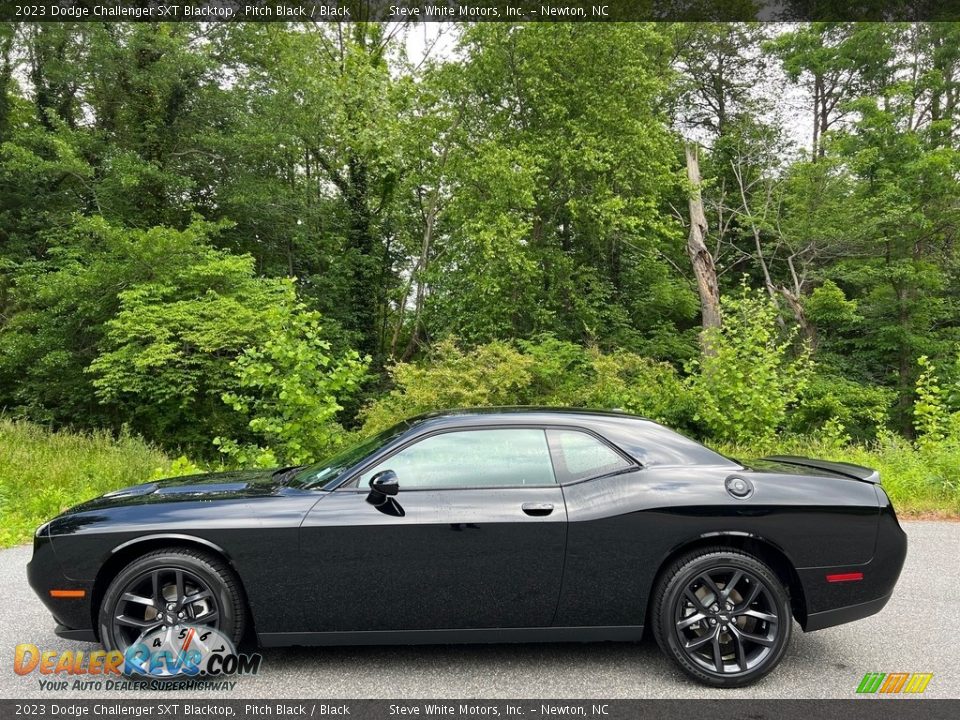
[[27, 408, 907, 646]]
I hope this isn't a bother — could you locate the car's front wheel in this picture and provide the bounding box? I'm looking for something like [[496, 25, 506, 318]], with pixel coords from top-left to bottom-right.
[[652, 548, 792, 687], [98, 548, 246, 653]]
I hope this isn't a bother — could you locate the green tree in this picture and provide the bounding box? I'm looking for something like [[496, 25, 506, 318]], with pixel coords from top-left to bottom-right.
[[0, 216, 329, 455], [424, 23, 696, 358], [229, 23, 415, 360], [86, 222, 300, 451], [767, 23, 897, 158]]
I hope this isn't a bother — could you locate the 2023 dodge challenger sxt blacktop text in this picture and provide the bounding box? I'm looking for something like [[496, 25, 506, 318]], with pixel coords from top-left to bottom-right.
[[28, 408, 907, 687]]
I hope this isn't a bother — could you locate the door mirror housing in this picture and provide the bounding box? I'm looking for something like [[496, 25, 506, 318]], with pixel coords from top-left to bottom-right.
[[368, 469, 399, 496], [366, 469, 403, 516]]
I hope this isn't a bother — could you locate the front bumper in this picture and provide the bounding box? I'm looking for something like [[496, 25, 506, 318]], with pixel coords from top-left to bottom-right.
[[27, 527, 97, 642], [54, 624, 98, 642]]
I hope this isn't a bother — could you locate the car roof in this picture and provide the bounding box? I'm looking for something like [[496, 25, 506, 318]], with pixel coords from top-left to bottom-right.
[[407, 406, 651, 425]]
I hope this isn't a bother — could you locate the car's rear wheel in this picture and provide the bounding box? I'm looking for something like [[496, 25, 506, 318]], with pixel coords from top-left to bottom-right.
[[652, 548, 792, 687], [98, 548, 245, 653]]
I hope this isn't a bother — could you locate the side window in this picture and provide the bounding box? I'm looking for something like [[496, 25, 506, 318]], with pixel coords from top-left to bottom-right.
[[357, 428, 556, 489], [547, 429, 633, 483]]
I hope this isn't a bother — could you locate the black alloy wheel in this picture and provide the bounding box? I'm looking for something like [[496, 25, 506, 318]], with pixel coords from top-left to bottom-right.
[[653, 548, 792, 687], [99, 548, 246, 653]]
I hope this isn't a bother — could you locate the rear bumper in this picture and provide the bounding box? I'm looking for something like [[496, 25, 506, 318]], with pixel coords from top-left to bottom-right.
[[797, 489, 907, 632], [804, 591, 893, 631]]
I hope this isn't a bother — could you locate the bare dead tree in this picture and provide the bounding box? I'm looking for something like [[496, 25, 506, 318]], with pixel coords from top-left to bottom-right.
[[685, 143, 722, 338], [727, 143, 817, 343]]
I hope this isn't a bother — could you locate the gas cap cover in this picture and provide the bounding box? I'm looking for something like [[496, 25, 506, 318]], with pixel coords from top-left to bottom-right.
[[725, 475, 754, 499]]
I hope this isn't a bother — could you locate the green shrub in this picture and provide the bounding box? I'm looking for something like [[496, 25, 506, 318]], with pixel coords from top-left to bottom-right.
[[1, 218, 240, 438], [360, 339, 537, 433], [791, 372, 893, 441], [86, 222, 299, 453], [914, 355, 949, 446], [564, 349, 697, 429], [804, 279, 862, 328], [360, 336, 696, 434], [687, 285, 814, 443], [216, 292, 370, 467]]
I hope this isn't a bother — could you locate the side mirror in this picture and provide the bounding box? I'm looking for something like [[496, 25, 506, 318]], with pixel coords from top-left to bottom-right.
[[368, 469, 399, 497]]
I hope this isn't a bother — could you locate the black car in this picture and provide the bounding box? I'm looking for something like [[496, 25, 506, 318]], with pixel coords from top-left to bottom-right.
[[28, 408, 906, 687]]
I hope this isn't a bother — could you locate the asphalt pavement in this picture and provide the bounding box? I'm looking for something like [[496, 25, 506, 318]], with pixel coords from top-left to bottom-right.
[[1, 521, 957, 699]]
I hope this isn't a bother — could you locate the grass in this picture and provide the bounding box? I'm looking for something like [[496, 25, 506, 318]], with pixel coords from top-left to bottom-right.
[[0, 419, 173, 547], [1, 420, 957, 549]]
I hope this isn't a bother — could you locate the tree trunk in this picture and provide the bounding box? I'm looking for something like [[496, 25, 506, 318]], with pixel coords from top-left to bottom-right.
[[777, 286, 816, 347], [685, 143, 722, 338], [0, 30, 13, 143], [782, 254, 817, 345], [812, 74, 822, 159], [345, 155, 380, 361]]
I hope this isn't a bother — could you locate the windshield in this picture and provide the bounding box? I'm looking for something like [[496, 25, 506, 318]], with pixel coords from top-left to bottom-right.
[[288, 420, 413, 490]]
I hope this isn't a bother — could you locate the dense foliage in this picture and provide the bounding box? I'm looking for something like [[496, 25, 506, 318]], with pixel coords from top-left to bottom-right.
[[1, 21, 959, 507], [360, 337, 696, 434], [688, 285, 814, 443]]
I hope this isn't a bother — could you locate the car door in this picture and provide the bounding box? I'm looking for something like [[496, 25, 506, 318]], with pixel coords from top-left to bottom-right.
[[298, 427, 567, 633]]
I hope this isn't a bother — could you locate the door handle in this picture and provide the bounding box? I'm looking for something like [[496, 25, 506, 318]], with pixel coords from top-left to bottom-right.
[[522, 503, 554, 517]]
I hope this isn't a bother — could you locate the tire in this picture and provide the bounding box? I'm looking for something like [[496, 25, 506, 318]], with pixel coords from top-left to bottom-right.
[[98, 548, 246, 653], [652, 547, 792, 688]]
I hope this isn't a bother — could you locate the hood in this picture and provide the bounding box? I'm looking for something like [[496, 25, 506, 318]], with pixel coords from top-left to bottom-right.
[[749, 455, 881, 484], [68, 468, 289, 513]]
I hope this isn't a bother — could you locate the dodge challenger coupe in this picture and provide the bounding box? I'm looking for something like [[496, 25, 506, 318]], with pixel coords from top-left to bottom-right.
[[28, 408, 907, 687]]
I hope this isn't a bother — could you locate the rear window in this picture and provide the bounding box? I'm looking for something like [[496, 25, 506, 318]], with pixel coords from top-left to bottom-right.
[[547, 429, 633, 483]]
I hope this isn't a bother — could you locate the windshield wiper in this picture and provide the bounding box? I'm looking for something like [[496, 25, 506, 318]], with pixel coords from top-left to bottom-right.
[[272, 465, 305, 486]]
